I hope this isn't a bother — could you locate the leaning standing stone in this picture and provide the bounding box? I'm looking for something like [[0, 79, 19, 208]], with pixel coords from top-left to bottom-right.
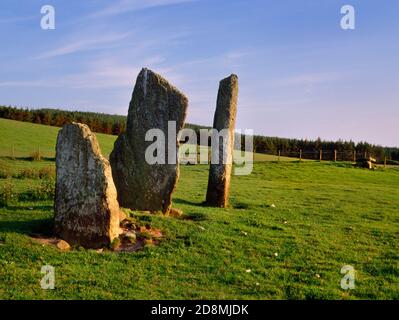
[[110, 68, 188, 213], [206, 74, 239, 207], [54, 123, 121, 248]]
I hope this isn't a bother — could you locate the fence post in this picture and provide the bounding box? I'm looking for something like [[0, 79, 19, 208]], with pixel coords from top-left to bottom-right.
[[319, 149, 322, 162], [278, 150, 281, 162], [299, 149, 302, 161], [364, 151, 367, 159], [353, 150, 356, 162], [384, 157, 387, 168], [334, 149, 337, 162]]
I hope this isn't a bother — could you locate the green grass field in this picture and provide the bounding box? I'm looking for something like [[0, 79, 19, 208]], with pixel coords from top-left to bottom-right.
[[0, 118, 296, 162], [0, 119, 398, 299], [0, 118, 117, 158]]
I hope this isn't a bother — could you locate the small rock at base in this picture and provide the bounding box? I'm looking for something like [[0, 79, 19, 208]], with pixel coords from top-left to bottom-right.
[[56, 240, 70, 251], [169, 208, 183, 217], [124, 231, 137, 243], [110, 237, 121, 251], [144, 239, 154, 246]]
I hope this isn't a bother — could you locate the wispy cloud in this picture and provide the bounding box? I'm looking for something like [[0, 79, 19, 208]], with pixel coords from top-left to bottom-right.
[[0, 80, 51, 87], [274, 72, 343, 87], [0, 15, 36, 24], [0, 56, 184, 90], [225, 49, 255, 60], [36, 32, 131, 59], [90, 0, 195, 18], [0, 62, 138, 89]]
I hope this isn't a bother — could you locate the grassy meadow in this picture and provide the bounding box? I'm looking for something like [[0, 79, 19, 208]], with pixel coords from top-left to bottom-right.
[[0, 118, 398, 299], [0, 118, 296, 162]]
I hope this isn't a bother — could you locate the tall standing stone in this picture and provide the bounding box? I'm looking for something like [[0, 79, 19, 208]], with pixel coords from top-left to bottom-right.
[[110, 68, 188, 213], [206, 74, 238, 207], [54, 123, 122, 248]]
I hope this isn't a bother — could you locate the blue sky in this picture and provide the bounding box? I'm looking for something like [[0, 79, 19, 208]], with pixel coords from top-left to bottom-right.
[[0, 0, 398, 146]]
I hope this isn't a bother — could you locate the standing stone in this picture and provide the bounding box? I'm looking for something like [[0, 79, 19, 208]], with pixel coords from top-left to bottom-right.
[[110, 68, 188, 213], [54, 123, 121, 248], [206, 74, 238, 207]]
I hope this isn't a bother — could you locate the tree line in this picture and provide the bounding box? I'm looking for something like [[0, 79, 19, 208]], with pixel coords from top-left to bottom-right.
[[0, 106, 127, 135], [1, 105, 398, 163]]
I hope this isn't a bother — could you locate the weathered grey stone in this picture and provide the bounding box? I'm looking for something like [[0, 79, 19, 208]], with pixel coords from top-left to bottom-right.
[[110, 68, 188, 213], [206, 74, 239, 207], [54, 123, 121, 248]]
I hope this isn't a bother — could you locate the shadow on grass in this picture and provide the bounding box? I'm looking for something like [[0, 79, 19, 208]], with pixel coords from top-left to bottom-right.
[[5, 204, 53, 212], [174, 198, 231, 211], [173, 198, 205, 207], [0, 217, 54, 236], [0, 156, 55, 162], [232, 202, 252, 209], [181, 212, 207, 221]]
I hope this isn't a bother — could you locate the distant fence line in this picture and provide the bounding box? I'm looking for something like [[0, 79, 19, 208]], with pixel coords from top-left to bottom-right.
[[0, 147, 53, 161], [261, 149, 398, 165]]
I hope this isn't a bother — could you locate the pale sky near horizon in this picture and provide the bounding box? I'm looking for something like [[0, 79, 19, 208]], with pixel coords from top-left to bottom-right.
[[0, 0, 398, 147]]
